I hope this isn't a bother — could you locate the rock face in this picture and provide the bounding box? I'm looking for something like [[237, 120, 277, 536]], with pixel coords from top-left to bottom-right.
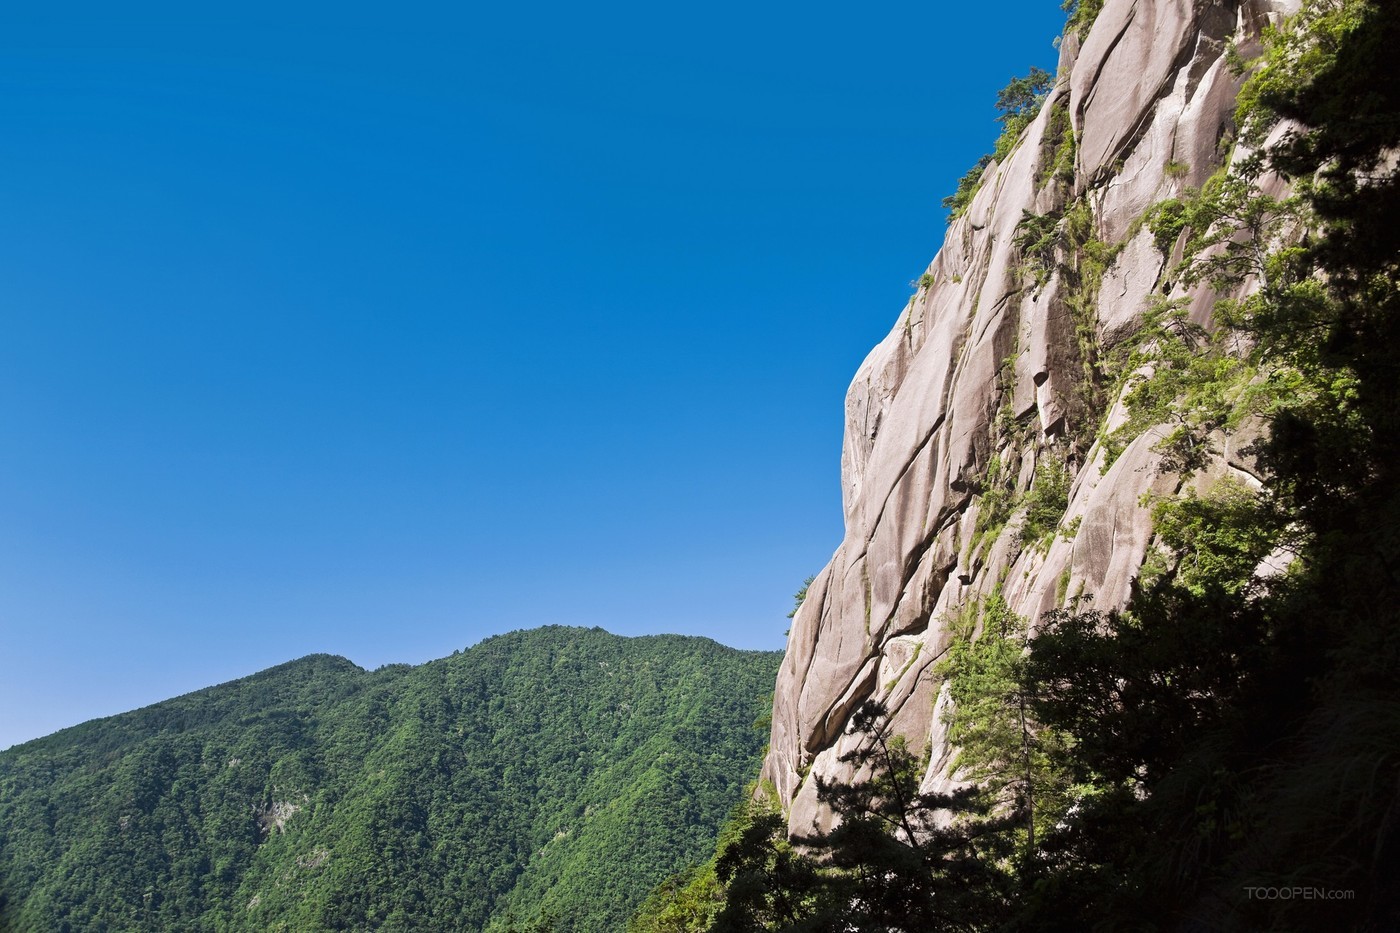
[[762, 0, 1299, 833]]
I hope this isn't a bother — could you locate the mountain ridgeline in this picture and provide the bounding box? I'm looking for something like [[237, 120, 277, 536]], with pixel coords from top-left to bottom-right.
[[0, 627, 780, 931]]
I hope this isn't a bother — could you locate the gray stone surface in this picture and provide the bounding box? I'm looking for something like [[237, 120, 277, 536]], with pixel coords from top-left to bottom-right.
[[761, 0, 1301, 830]]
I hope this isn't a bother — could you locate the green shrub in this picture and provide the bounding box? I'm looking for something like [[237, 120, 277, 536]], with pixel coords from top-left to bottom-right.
[[786, 575, 816, 619], [1062, 0, 1105, 36], [945, 68, 1056, 219], [1018, 456, 1073, 548]]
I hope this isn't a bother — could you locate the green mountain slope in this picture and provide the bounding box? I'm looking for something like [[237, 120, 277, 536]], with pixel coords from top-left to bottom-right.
[[0, 626, 780, 932]]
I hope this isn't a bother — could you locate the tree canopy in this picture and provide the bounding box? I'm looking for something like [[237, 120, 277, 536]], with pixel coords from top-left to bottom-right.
[[0, 627, 781, 932]]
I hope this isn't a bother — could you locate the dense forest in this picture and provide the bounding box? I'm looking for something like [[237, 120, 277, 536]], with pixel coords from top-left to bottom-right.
[[0, 627, 780, 931], [635, 0, 1400, 930]]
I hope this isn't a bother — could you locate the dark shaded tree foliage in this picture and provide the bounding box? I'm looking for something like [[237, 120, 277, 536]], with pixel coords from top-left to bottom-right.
[[0, 627, 780, 932], [1013, 3, 1400, 929], [692, 703, 1015, 933]]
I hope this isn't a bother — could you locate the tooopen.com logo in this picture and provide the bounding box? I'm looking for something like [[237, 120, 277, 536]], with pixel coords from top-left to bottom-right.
[[1243, 887, 1355, 901]]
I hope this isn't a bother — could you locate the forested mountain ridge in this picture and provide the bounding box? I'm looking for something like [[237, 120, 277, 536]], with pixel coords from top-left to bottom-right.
[[0, 627, 781, 931]]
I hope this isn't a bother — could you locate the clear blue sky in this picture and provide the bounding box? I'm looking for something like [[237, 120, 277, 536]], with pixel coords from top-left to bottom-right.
[[0, 0, 1066, 748]]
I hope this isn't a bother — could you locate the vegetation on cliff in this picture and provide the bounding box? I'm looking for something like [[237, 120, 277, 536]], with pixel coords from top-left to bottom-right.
[[943, 67, 1055, 218], [638, 0, 1400, 928], [0, 627, 780, 932]]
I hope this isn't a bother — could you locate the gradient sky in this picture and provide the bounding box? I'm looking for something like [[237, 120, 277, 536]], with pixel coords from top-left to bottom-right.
[[0, 0, 1067, 748]]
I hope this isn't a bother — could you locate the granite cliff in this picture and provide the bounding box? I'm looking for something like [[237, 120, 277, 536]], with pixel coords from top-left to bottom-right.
[[762, 0, 1301, 834]]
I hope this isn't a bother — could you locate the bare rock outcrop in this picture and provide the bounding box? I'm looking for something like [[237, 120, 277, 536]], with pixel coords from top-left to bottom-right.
[[762, 0, 1299, 834]]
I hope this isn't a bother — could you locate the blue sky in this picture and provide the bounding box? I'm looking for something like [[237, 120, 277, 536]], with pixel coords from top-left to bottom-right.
[[0, 0, 1066, 748]]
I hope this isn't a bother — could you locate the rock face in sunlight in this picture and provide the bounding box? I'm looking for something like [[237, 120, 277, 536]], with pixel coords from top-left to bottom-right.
[[762, 0, 1300, 833]]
